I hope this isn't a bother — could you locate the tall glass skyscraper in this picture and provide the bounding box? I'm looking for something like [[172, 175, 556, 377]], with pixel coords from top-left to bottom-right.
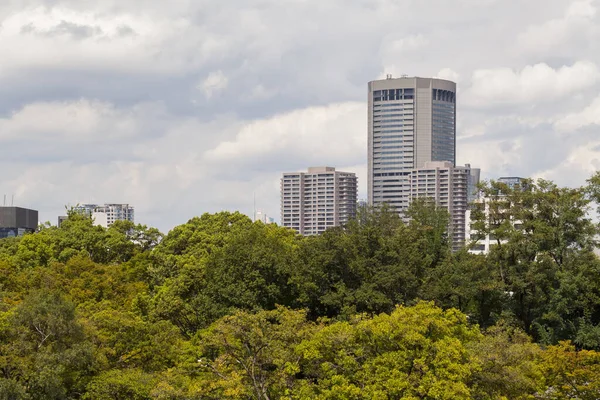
[[367, 76, 457, 212]]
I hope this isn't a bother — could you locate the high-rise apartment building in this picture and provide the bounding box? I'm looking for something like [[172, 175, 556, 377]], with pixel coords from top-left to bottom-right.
[[368, 76, 457, 212], [466, 177, 526, 254], [69, 203, 135, 228], [409, 162, 480, 250], [281, 167, 357, 235]]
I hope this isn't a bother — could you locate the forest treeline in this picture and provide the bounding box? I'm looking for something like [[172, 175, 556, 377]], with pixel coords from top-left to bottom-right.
[[1, 174, 600, 399]]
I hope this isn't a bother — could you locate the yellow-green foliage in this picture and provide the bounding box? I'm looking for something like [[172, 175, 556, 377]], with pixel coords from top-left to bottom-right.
[[0, 174, 600, 399]]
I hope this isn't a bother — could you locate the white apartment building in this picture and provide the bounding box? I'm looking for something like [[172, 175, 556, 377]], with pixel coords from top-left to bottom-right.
[[466, 199, 510, 254], [409, 161, 480, 251], [73, 203, 135, 228], [466, 177, 526, 254], [281, 167, 357, 235]]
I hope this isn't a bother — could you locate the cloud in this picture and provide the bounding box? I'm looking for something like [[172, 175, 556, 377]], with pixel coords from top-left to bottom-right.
[[0, 0, 599, 231], [534, 139, 600, 186], [517, 0, 598, 57], [436, 68, 461, 84], [204, 102, 366, 174], [379, 34, 429, 78], [0, 99, 138, 142], [555, 95, 600, 132], [463, 61, 600, 107], [0, 6, 231, 76], [200, 71, 229, 99], [21, 20, 104, 39]]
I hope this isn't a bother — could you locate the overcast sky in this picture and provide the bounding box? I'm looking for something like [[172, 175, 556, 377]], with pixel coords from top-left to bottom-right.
[[1, 0, 599, 232]]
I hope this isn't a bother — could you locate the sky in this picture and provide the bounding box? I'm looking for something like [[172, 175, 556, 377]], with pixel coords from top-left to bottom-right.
[[1, 0, 599, 232]]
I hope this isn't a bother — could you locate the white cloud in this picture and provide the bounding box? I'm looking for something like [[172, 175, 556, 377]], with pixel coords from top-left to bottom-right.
[[459, 138, 523, 178], [534, 139, 600, 185], [0, 99, 138, 141], [379, 34, 429, 78], [464, 61, 600, 107], [200, 70, 229, 99], [204, 102, 366, 166], [0, 6, 231, 76], [1, 0, 599, 231], [517, 0, 598, 56], [555, 95, 600, 132], [566, 0, 596, 19], [436, 68, 460, 84]]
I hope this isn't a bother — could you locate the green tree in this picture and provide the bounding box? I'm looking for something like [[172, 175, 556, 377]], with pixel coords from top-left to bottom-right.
[[84, 369, 156, 400], [422, 251, 505, 328], [149, 215, 299, 336], [538, 341, 600, 399], [468, 324, 543, 399], [296, 302, 481, 399], [471, 178, 600, 343], [194, 307, 315, 399], [1, 290, 95, 399]]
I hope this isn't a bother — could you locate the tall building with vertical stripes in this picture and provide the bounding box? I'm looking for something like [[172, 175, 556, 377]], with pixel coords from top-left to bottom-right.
[[367, 76, 457, 213], [367, 76, 482, 249]]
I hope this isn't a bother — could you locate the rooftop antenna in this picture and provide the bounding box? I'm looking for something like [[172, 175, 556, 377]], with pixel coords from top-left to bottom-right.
[[3, 195, 5, 206], [11, 195, 14, 206]]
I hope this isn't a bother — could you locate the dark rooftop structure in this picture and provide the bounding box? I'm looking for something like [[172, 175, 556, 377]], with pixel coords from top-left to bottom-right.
[[0, 206, 38, 238]]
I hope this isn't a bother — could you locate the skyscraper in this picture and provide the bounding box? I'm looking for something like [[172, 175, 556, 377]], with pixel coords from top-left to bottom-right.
[[281, 167, 357, 235], [368, 76, 457, 212]]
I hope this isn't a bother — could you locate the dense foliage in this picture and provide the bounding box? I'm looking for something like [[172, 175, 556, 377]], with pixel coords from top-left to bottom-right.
[[1, 173, 600, 399]]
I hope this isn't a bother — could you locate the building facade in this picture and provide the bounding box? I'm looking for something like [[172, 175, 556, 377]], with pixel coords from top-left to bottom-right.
[[0, 206, 38, 238], [409, 161, 480, 250], [281, 167, 357, 235], [466, 177, 526, 254], [368, 76, 457, 213], [254, 210, 275, 224], [71, 203, 135, 228]]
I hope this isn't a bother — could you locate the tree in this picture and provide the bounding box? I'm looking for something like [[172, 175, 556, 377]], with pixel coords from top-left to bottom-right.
[[194, 307, 315, 400], [538, 341, 600, 399], [471, 178, 600, 343], [292, 204, 438, 320], [1, 290, 95, 399], [84, 369, 156, 400], [296, 302, 481, 399], [468, 324, 543, 399], [422, 251, 505, 328], [149, 216, 299, 336]]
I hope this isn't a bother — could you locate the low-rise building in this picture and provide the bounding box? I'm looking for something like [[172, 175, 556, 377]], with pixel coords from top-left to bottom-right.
[[0, 206, 38, 238], [71, 203, 135, 228], [466, 177, 526, 254]]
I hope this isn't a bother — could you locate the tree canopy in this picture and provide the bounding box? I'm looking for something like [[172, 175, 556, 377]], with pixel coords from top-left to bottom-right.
[[0, 173, 600, 398]]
